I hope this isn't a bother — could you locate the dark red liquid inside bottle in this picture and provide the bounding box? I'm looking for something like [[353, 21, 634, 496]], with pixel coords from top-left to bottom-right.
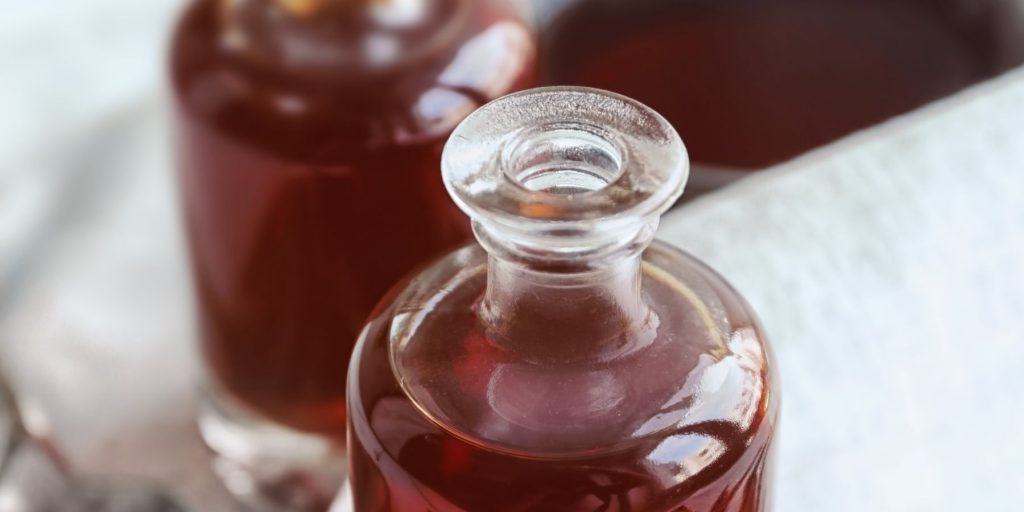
[[543, 0, 1024, 190], [349, 261, 776, 511], [170, 0, 535, 434]]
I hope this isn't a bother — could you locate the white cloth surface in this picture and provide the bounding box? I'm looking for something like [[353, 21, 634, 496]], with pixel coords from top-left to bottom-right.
[[1, 1, 1023, 510], [660, 69, 1024, 511]]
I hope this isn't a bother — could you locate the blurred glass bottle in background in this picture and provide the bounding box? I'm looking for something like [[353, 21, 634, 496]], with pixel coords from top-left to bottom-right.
[[169, 0, 535, 507], [345, 87, 779, 511], [542, 0, 1024, 195]]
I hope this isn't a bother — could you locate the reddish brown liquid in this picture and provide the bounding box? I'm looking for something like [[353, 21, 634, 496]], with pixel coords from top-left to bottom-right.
[[543, 0, 1024, 180], [348, 252, 777, 511], [170, 0, 535, 434]]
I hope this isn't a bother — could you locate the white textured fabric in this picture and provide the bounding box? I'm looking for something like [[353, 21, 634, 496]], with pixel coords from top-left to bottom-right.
[[660, 69, 1024, 511]]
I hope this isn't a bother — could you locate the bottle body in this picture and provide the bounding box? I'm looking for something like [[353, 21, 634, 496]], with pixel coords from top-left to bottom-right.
[[343, 86, 778, 510], [542, 0, 1024, 193], [170, 0, 536, 435], [348, 242, 777, 511]]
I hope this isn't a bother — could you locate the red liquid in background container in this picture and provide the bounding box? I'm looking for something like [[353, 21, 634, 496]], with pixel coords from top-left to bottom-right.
[[543, 0, 1024, 190], [170, 0, 536, 434]]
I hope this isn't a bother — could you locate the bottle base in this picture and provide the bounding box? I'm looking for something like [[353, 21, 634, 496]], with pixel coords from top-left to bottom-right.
[[198, 387, 346, 512]]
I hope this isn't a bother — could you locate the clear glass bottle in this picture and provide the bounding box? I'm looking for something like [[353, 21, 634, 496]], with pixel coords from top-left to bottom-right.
[[346, 87, 779, 511], [169, 0, 536, 507]]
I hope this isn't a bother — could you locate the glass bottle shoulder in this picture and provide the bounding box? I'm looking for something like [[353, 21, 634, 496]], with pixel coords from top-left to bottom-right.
[[169, 0, 536, 161], [349, 240, 777, 466]]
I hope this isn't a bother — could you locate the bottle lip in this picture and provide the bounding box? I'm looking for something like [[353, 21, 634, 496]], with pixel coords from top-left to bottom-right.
[[441, 87, 689, 238]]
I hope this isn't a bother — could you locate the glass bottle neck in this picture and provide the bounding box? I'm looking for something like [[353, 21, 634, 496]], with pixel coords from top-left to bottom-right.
[[441, 87, 689, 364], [480, 249, 654, 365]]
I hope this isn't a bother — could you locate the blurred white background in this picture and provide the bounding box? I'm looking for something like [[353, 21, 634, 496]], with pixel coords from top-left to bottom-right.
[[0, 0, 236, 507]]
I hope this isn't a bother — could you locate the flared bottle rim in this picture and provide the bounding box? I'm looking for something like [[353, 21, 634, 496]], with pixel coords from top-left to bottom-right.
[[441, 87, 689, 241]]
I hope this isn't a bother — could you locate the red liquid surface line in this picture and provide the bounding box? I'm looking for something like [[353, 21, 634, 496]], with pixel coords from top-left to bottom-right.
[[348, 258, 779, 511], [170, 0, 535, 434]]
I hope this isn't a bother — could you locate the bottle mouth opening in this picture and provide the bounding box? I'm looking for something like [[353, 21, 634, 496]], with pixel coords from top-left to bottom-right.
[[443, 86, 688, 237], [502, 123, 625, 195]]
